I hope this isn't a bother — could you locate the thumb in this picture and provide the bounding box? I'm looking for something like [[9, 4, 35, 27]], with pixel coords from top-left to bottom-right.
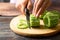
[[21, 6, 26, 15]]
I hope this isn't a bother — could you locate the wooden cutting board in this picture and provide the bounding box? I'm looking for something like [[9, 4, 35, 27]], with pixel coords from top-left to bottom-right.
[[10, 15, 60, 37]]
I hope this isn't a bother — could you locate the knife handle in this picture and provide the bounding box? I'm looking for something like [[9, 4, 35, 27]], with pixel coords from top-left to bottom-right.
[[25, 8, 30, 19]]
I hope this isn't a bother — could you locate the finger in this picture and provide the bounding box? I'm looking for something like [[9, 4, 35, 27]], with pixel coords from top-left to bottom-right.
[[21, 0, 28, 15], [16, 0, 28, 15], [35, 0, 44, 15], [32, 0, 38, 16], [16, 0, 28, 8], [27, 0, 33, 11], [46, 0, 51, 8], [36, 0, 50, 17], [21, 6, 26, 15], [17, 5, 25, 15], [15, 4, 21, 14]]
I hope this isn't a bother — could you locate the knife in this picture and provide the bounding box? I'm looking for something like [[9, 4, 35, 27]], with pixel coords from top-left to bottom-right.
[[25, 8, 30, 28]]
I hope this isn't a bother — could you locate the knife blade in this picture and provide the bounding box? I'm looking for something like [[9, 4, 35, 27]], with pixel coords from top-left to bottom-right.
[[25, 8, 30, 28]]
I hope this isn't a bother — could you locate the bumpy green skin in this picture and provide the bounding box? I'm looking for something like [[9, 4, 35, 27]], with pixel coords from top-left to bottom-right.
[[17, 14, 40, 29], [40, 10, 60, 19], [40, 10, 48, 19], [17, 19, 28, 29], [30, 14, 40, 27], [51, 10, 60, 19], [17, 10, 60, 29], [43, 11, 59, 28]]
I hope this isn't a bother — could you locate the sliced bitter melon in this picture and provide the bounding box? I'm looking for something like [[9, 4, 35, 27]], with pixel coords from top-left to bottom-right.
[[30, 14, 40, 27], [43, 12, 59, 28]]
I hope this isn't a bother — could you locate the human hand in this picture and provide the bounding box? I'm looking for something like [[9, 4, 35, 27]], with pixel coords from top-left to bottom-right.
[[16, 0, 33, 15], [32, 0, 51, 18]]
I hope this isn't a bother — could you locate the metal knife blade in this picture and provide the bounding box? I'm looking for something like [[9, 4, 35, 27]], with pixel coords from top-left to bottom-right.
[[25, 8, 30, 28]]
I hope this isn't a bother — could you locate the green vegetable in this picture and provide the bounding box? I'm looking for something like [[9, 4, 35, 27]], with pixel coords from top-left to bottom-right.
[[30, 14, 40, 28], [17, 19, 28, 29], [43, 11, 59, 28], [17, 14, 40, 29], [40, 10, 48, 19], [40, 10, 60, 19], [51, 10, 60, 19], [17, 10, 60, 29]]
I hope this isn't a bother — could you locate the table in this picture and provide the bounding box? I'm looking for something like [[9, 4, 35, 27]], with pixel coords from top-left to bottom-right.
[[0, 16, 60, 40], [0, 3, 60, 40]]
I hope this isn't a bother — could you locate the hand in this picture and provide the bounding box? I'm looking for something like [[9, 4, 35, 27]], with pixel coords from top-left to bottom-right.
[[32, 0, 51, 17], [15, 0, 33, 15]]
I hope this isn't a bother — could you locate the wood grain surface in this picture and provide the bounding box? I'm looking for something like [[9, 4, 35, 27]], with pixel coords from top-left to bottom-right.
[[0, 15, 60, 40], [10, 15, 60, 37]]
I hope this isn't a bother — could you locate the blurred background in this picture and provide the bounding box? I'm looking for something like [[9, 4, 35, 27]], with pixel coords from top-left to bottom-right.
[[0, 0, 60, 7], [0, 0, 60, 3], [0, 0, 59, 16], [0, 0, 9, 2]]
